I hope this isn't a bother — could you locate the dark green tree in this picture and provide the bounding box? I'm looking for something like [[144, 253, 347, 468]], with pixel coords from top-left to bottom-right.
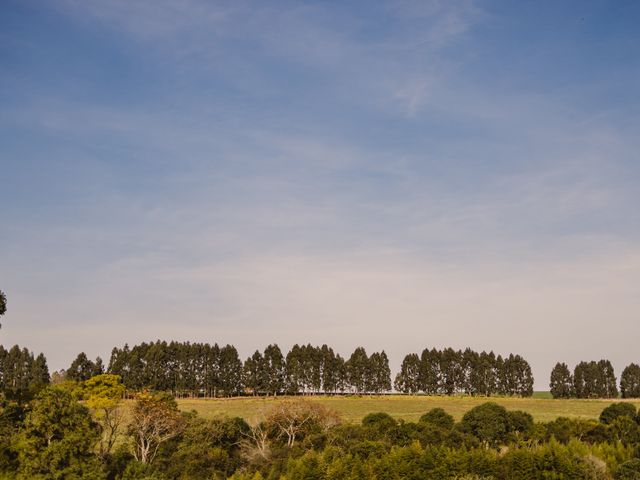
[[346, 347, 369, 394], [573, 361, 598, 398], [242, 350, 265, 396], [218, 345, 242, 396], [598, 359, 618, 398], [285, 344, 304, 394], [620, 363, 640, 399], [361, 412, 396, 434], [394, 353, 421, 394], [320, 345, 340, 394], [574, 360, 618, 398], [549, 362, 573, 399], [1, 345, 48, 399], [507, 410, 533, 437], [166, 416, 249, 479], [16, 386, 105, 479], [419, 408, 454, 430], [461, 348, 479, 395], [263, 344, 286, 396], [459, 402, 511, 447], [599, 402, 637, 425], [439, 348, 462, 395], [67, 352, 97, 382], [367, 351, 391, 394], [30, 353, 50, 391], [419, 348, 440, 395]]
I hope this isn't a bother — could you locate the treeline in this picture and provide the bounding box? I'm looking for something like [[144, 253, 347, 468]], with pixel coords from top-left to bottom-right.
[[0, 345, 49, 399], [80, 341, 393, 396], [395, 348, 534, 397], [549, 360, 639, 399]]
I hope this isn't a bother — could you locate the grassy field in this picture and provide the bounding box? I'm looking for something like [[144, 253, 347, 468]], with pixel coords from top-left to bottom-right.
[[176, 394, 640, 424]]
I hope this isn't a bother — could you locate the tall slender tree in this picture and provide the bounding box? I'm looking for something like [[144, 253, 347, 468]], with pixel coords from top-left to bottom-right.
[[346, 347, 369, 394], [67, 352, 97, 382], [620, 363, 640, 399], [419, 348, 440, 395], [367, 351, 391, 394], [395, 353, 421, 394], [549, 362, 573, 398], [243, 350, 265, 396], [263, 344, 286, 396]]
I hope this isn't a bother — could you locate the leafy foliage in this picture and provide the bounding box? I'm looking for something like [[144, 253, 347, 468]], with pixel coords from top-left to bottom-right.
[[550, 362, 574, 398], [599, 402, 637, 425], [620, 364, 640, 399], [15, 386, 105, 479]]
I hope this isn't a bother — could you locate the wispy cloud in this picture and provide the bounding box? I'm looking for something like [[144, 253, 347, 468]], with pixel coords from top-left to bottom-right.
[[2, 0, 640, 387]]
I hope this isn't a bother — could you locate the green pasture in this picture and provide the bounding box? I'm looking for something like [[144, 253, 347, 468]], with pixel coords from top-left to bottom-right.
[[176, 393, 640, 424]]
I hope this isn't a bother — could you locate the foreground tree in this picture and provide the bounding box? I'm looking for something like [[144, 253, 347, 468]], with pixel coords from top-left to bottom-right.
[[599, 402, 637, 425], [265, 399, 340, 447], [83, 374, 126, 458], [459, 402, 511, 447], [620, 363, 640, 399], [419, 408, 455, 430], [550, 362, 573, 399], [16, 386, 105, 479], [128, 391, 184, 464], [167, 416, 250, 479]]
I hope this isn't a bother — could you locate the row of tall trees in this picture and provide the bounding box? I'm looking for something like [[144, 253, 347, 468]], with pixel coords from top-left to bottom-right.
[[394, 348, 534, 397], [550, 360, 618, 398], [550, 361, 640, 399], [0, 345, 49, 399], [99, 341, 392, 396]]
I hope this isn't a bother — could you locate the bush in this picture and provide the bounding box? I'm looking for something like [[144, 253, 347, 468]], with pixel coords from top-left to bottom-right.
[[362, 412, 397, 433], [600, 403, 638, 425], [419, 408, 455, 430], [459, 403, 511, 447]]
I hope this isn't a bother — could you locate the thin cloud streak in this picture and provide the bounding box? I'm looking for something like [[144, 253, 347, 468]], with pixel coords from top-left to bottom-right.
[[1, 0, 639, 389]]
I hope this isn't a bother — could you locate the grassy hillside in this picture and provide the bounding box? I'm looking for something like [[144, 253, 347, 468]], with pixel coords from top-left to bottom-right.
[[176, 394, 640, 424]]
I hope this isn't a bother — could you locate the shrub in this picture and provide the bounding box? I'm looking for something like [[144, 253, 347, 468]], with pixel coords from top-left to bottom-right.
[[600, 403, 638, 425], [420, 408, 455, 430]]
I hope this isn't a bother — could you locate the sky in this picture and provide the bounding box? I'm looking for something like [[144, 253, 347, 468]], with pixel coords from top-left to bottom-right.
[[1, 0, 639, 389]]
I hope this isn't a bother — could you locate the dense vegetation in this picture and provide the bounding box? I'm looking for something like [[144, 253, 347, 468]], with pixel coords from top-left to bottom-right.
[[2, 376, 640, 479]]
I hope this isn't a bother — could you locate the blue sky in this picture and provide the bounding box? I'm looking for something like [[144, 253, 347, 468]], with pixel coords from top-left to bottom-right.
[[1, 0, 639, 388]]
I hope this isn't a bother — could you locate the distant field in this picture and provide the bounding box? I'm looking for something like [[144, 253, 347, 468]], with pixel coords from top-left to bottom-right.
[[176, 394, 640, 424]]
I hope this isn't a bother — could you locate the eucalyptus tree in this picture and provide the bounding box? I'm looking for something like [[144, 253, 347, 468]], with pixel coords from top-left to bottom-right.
[[263, 344, 286, 396], [395, 353, 421, 394], [620, 363, 640, 398], [549, 362, 573, 398], [346, 347, 369, 394]]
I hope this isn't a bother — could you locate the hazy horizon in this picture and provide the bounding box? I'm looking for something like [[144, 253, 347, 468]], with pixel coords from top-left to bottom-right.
[[2, 0, 640, 389]]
